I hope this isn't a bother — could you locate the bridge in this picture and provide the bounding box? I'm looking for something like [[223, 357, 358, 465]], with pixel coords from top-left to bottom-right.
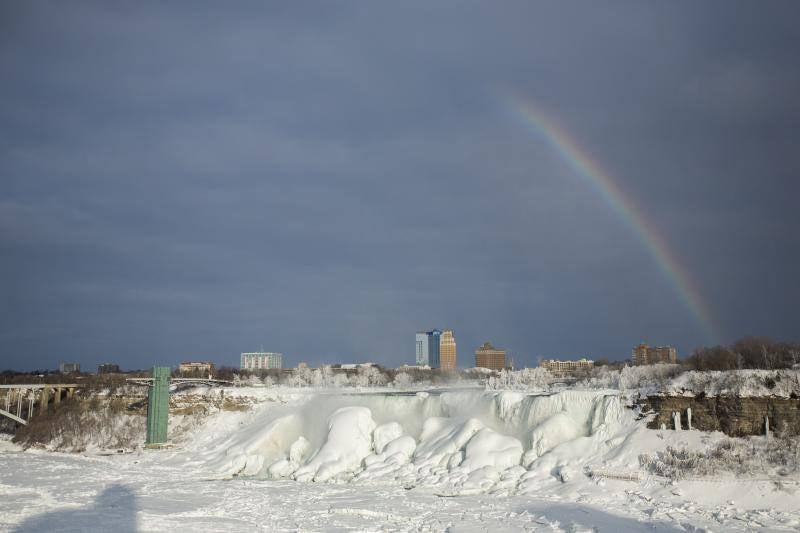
[[0, 384, 78, 426], [126, 377, 234, 388], [1, 370, 233, 445]]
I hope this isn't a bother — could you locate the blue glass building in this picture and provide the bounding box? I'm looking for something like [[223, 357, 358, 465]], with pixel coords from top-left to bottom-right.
[[416, 329, 441, 368]]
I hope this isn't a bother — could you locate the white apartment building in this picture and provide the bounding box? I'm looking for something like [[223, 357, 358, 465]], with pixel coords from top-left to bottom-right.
[[240, 352, 283, 371]]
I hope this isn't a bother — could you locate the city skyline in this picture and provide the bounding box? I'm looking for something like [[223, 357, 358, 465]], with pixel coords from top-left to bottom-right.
[[5, 336, 677, 373], [2, 3, 799, 371]]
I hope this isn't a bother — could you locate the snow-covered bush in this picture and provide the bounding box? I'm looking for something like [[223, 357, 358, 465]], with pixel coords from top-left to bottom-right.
[[14, 397, 145, 452], [638, 446, 706, 480], [639, 434, 800, 479]]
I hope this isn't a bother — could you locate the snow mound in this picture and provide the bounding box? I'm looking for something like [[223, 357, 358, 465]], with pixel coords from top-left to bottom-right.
[[373, 422, 404, 454], [525, 412, 583, 465], [209, 413, 301, 478], [196, 389, 638, 495], [293, 406, 376, 482], [461, 427, 523, 472]]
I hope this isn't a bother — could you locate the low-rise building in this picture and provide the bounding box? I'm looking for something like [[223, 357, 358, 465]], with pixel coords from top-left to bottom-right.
[[178, 361, 215, 375], [59, 362, 80, 374], [97, 363, 120, 374], [474, 341, 506, 371], [240, 352, 282, 371], [631, 343, 677, 365], [539, 358, 594, 376]]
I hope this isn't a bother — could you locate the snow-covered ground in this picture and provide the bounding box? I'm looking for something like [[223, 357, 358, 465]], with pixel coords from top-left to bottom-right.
[[2, 387, 799, 532]]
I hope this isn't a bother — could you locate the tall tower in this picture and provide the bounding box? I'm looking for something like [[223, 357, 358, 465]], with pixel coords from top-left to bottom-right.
[[416, 329, 441, 367], [428, 329, 441, 368], [146, 366, 170, 445], [439, 329, 457, 371], [415, 332, 429, 366]]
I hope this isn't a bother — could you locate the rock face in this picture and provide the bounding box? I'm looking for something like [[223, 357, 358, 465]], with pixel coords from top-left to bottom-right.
[[640, 395, 800, 437]]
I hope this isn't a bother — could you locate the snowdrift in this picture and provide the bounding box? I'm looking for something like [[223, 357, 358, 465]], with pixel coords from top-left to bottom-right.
[[187, 389, 641, 495]]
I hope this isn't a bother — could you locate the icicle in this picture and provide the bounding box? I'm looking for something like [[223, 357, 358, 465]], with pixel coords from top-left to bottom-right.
[[686, 407, 692, 430], [765, 416, 770, 440], [673, 411, 681, 431]]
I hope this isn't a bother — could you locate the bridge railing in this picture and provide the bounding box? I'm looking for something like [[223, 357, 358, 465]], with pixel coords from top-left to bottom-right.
[[0, 384, 79, 426], [125, 378, 234, 387]]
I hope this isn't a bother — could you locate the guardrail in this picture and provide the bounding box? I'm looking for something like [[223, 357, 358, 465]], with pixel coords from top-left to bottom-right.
[[0, 384, 78, 389]]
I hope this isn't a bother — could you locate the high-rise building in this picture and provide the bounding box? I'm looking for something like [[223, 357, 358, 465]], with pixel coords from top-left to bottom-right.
[[416, 332, 429, 366], [240, 352, 283, 371], [439, 329, 457, 371], [415, 329, 441, 367], [631, 343, 677, 365], [474, 341, 506, 370]]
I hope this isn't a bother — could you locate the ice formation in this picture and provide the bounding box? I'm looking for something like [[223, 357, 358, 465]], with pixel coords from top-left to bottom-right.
[[202, 389, 635, 495]]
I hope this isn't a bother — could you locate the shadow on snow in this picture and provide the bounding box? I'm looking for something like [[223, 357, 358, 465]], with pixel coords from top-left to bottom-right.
[[14, 484, 137, 533]]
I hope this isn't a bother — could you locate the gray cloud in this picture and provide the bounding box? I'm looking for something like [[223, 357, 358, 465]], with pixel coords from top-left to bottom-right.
[[1, 1, 798, 371]]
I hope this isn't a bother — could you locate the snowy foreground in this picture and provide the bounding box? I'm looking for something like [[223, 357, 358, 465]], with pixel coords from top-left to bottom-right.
[[2, 388, 799, 532]]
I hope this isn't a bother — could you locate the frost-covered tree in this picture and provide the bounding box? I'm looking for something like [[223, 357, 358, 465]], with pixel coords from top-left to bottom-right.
[[349, 372, 368, 388], [320, 365, 334, 387], [519, 367, 551, 389], [618, 364, 682, 391], [393, 372, 412, 389], [283, 373, 304, 388], [350, 365, 386, 388], [486, 368, 551, 391], [332, 372, 349, 388], [284, 365, 314, 388], [295, 365, 314, 387]]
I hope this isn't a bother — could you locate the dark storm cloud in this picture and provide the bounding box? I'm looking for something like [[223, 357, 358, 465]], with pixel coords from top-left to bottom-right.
[[1, 2, 799, 371]]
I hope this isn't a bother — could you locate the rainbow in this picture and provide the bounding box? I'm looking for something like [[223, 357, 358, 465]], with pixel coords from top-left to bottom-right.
[[505, 96, 719, 344]]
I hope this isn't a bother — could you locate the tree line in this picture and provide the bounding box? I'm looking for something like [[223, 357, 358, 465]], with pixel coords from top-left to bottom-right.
[[684, 336, 800, 371]]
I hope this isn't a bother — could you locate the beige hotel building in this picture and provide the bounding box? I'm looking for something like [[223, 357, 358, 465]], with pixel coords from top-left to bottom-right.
[[439, 329, 457, 371]]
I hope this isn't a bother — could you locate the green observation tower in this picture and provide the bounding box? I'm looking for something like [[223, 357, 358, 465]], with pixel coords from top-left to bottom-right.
[[146, 366, 170, 445]]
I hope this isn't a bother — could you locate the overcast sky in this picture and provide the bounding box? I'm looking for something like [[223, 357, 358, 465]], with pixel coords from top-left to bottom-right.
[[1, 2, 798, 371]]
